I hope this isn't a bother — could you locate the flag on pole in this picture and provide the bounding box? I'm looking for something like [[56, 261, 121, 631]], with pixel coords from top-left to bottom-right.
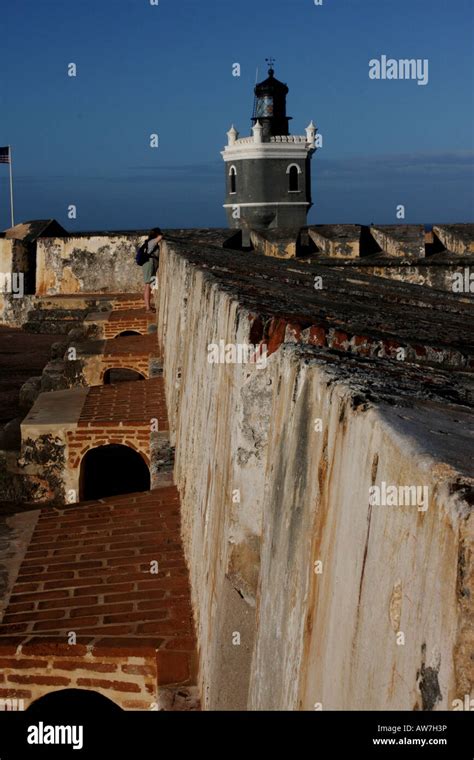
[[0, 147, 10, 164], [0, 146, 14, 225]]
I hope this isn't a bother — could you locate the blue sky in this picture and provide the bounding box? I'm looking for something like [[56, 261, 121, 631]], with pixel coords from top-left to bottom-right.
[[0, 0, 473, 231]]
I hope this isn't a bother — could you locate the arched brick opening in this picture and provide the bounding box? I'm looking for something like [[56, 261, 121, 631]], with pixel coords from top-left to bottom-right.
[[103, 367, 146, 384], [117, 330, 142, 337], [79, 443, 150, 500], [28, 688, 122, 713]]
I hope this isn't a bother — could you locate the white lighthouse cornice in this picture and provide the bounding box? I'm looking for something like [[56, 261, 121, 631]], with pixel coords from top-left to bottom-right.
[[221, 136, 314, 162]]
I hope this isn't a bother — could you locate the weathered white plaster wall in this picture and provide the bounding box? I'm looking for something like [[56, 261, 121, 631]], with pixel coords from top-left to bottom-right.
[[157, 242, 271, 709], [157, 241, 473, 711], [36, 235, 146, 295], [250, 346, 472, 711], [0, 239, 13, 274]]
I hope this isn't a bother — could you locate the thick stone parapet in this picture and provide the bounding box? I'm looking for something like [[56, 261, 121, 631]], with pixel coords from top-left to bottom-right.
[[157, 243, 271, 709], [250, 227, 301, 258], [249, 345, 473, 710], [308, 224, 362, 258], [156, 236, 473, 711], [370, 225, 426, 258], [157, 241, 473, 372], [433, 225, 474, 255]]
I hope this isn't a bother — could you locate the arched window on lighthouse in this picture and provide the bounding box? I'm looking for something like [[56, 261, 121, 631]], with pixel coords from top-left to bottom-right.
[[287, 164, 301, 192], [229, 165, 237, 194]]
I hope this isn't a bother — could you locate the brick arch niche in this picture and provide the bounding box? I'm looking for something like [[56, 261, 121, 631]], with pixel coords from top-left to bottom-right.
[[28, 687, 122, 714], [103, 367, 146, 384], [79, 444, 150, 501]]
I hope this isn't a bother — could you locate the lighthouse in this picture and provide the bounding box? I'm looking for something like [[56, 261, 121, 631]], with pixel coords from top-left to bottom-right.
[[222, 61, 317, 238]]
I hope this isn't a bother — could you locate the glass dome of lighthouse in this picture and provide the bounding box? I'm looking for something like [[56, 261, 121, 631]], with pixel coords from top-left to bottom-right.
[[252, 58, 292, 140]]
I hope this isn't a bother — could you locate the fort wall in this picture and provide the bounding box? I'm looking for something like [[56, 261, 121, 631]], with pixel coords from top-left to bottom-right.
[[157, 239, 473, 710], [36, 235, 146, 296]]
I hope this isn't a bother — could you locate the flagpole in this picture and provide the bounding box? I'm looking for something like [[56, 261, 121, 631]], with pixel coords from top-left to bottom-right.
[[9, 146, 14, 227], [252, 67, 259, 121]]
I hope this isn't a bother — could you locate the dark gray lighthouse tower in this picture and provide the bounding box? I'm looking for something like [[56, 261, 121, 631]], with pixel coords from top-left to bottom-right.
[[222, 62, 317, 235]]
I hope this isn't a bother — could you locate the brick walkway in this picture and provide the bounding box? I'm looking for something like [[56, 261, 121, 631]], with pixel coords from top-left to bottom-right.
[[0, 487, 198, 709], [0, 293, 197, 708], [78, 378, 168, 428]]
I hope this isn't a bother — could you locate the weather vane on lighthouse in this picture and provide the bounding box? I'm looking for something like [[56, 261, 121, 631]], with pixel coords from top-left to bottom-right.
[[265, 57, 275, 73]]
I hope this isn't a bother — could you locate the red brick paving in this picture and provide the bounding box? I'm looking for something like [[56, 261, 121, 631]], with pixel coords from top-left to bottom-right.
[[0, 297, 197, 704], [78, 378, 168, 429], [104, 309, 155, 338], [0, 488, 197, 691]]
